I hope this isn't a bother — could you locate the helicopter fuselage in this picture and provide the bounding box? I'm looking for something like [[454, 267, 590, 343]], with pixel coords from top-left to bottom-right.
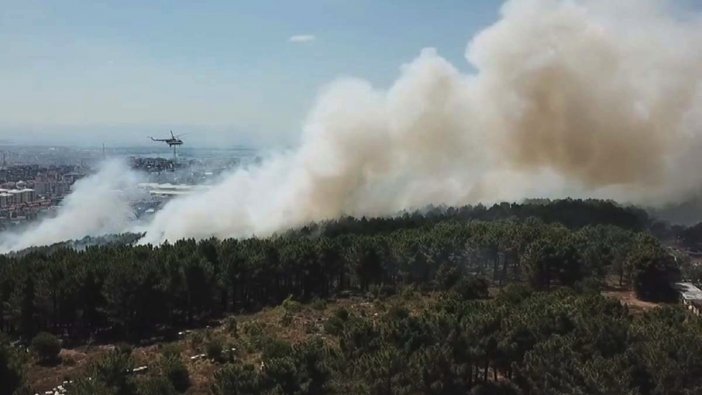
[[151, 138, 183, 146]]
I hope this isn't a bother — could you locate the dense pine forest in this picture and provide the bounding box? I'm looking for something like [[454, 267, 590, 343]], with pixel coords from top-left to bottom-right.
[[1, 199, 700, 394]]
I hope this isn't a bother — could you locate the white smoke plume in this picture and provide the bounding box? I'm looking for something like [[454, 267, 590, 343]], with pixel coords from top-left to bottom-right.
[[0, 160, 144, 253], [5, 0, 702, 249], [138, 0, 702, 244]]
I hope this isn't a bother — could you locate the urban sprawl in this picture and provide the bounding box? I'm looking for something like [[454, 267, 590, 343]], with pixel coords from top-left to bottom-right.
[[0, 165, 83, 227]]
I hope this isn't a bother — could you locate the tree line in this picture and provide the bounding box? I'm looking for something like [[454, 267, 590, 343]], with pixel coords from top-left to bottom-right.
[[0, 199, 691, 394], [0, 200, 676, 342]]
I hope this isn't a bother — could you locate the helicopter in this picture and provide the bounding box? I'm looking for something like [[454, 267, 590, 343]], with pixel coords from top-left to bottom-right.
[[150, 130, 184, 147], [150, 130, 185, 160]]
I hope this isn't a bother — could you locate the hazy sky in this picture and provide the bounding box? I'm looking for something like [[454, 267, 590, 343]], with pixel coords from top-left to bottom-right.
[[0, 0, 500, 147]]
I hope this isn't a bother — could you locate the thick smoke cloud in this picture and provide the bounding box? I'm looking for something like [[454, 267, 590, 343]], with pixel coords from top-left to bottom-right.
[[0, 160, 143, 253], [471, 0, 702, 196], [5, 0, 702, 250], [139, 0, 702, 244]]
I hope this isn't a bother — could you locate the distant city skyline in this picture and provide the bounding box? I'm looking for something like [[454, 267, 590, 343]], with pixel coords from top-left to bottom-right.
[[0, 0, 501, 147]]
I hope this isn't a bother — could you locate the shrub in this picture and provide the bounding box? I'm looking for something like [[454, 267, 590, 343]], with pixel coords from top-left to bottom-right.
[[451, 276, 489, 300], [334, 307, 349, 321], [211, 363, 263, 395], [324, 307, 351, 336], [280, 311, 293, 326], [189, 332, 204, 351], [373, 299, 386, 312], [304, 321, 318, 334], [206, 337, 224, 362], [386, 305, 409, 320], [574, 277, 604, 294], [0, 340, 25, 395], [137, 376, 178, 395], [259, 339, 331, 395], [30, 332, 61, 364], [367, 283, 390, 300], [323, 317, 344, 336], [63, 355, 77, 366], [261, 338, 293, 360], [310, 298, 327, 311], [400, 284, 419, 300], [282, 295, 302, 313], [115, 342, 133, 355], [159, 343, 182, 360], [242, 321, 267, 337], [67, 379, 114, 395], [137, 376, 177, 395], [161, 355, 190, 392], [242, 322, 270, 348], [222, 341, 239, 363], [495, 284, 533, 305], [435, 263, 462, 290], [225, 316, 238, 336], [92, 350, 135, 395]]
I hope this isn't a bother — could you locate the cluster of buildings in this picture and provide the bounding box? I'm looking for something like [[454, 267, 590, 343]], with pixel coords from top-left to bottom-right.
[[0, 188, 35, 207], [130, 157, 184, 173], [138, 182, 208, 197], [133, 182, 210, 217], [0, 165, 83, 227]]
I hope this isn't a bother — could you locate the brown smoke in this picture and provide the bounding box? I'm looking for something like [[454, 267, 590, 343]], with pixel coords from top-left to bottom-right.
[[470, 0, 702, 189], [136, 0, 702, 244]]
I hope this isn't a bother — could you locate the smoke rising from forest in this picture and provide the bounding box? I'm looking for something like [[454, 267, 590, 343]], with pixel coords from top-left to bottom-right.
[[0, 160, 143, 253], [5, 0, 702, 250]]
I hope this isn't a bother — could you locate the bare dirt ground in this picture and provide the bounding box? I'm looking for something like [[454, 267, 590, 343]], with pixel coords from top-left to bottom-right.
[[601, 276, 662, 314], [602, 290, 661, 313]]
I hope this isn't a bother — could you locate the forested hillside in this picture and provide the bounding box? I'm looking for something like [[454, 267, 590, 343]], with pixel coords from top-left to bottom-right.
[[0, 199, 694, 394]]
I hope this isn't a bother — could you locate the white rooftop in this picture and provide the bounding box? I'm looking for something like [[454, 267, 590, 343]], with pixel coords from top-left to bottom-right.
[[674, 282, 702, 301], [138, 182, 206, 190]]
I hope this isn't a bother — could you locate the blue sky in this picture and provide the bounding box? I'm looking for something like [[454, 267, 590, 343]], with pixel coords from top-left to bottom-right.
[[0, 0, 501, 147]]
